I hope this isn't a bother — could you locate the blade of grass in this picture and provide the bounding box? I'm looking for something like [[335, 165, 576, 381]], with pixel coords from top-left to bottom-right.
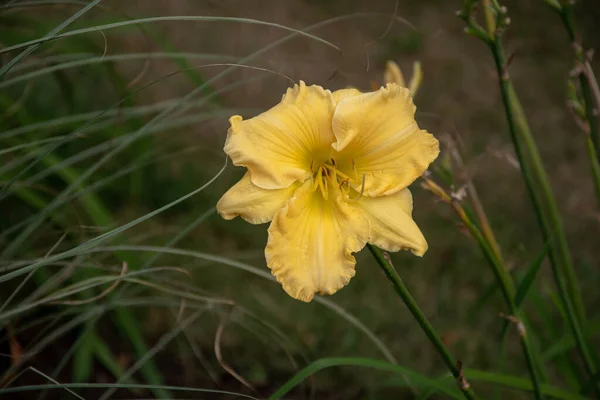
[[0, 383, 260, 399], [464, 368, 587, 400], [0, 158, 226, 283], [72, 321, 94, 383], [0, 52, 237, 89], [2, 103, 224, 396], [269, 357, 463, 400], [0, 61, 227, 206], [0, 93, 249, 141], [0, 267, 223, 322], [268, 357, 586, 400], [99, 309, 206, 400], [0, 64, 283, 252], [0, 16, 339, 54], [0, 0, 103, 78], [110, 308, 170, 399], [581, 370, 600, 396], [514, 240, 552, 308], [543, 317, 600, 362], [148, 32, 224, 103], [36, 314, 99, 400], [1, 306, 106, 384], [52, 245, 397, 364], [140, 207, 215, 269], [4, 108, 250, 198]]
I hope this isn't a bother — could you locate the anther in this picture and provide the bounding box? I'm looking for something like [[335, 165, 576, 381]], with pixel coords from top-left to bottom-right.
[[339, 178, 349, 191]]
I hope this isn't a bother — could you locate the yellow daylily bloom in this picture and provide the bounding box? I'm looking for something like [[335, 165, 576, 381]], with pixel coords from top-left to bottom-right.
[[384, 60, 406, 88], [217, 81, 439, 302], [384, 60, 423, 97]]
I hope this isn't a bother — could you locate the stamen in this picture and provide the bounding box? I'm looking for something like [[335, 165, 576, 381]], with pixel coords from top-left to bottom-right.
[[339, 178, 349, 191], [309, 160, 315, 173], [323, 163, 351, 180], [334, 168, 351, 180], [311, 174, 320, 192], [317, 169, 328, 200], [310, 164, 320, 192], [349, 173, 366, 201]]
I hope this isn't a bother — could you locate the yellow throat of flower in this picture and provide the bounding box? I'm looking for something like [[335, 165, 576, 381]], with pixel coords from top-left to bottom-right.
[[310, 158, 364, 201]]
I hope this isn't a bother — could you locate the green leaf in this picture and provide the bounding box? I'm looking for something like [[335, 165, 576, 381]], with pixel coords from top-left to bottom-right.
[[0, 0, 103, 78], [514, 240, 552, 308], [0, 16, 339, 55], [464, 368, 587, 400], [72, 323, 94, 383], [543, 318, 600, 362], [268, 357, 588, 400], [0, 383, 258, 399], [91, 327, 141, 393], [148, 32, 221, 103], [581, 370, 600, 396], [268, 357, 462, 400], [111, 308, 170, 399]]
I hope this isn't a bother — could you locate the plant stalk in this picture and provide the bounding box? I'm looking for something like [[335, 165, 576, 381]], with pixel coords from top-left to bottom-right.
[[557, 4, 600, 158], [553, 2, 600, 206], [584, 136, 600, 204], [367, 244, 479, 400], [488, 32, 597, 386], [423, 177, 545, 399]]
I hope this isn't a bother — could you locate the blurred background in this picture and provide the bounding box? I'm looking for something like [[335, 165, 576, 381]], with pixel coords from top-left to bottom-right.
[[1, 0, 600, 398]]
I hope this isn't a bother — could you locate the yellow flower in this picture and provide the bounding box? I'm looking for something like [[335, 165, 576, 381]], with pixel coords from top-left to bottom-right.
[[217, 81, 439, 302], [384, 60, 423, 97]]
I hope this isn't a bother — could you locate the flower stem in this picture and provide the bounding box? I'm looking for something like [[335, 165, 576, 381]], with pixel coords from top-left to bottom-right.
[[557, 4, 600, 158], [422, 177, 545, 399], [489, 34, 597, 384], [551, 2, 600, 206], [453, 202, 544, 400], [461, 0, 597, 390], [367, 244, 479, 400], [584, 136, 600, 205]]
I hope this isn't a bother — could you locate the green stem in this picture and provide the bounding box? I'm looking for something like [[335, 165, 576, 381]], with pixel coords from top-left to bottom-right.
[[553, 3, 600, 206], [585, 136, 600, 205], [367, 244, 479, 400], [489, 33, 597, 386], [558, 5, 600, 158], [448, 199, 544, 400]]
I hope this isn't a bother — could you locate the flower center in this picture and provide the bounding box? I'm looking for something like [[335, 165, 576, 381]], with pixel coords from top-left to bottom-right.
[[310, 158, 355, 200]]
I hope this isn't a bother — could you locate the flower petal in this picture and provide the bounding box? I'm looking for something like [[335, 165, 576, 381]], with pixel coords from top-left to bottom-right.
[[266, 180, 369, 302], [384, 60, 406, 87], [217, 172, 297, 224], [224, 81, 336, 189], [332, 87, 361, 104], [331, 83, 439, 196], [355, 188, 428, 256]]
